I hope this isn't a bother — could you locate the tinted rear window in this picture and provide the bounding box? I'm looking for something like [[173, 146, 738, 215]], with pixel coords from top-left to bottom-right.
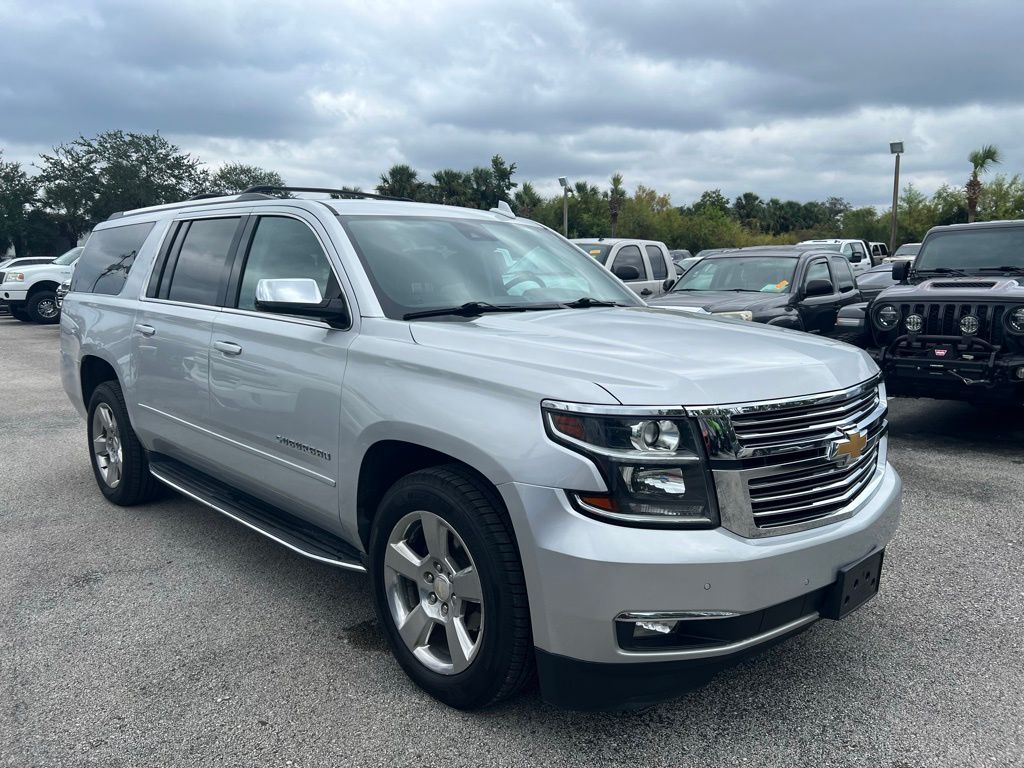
[[71, 223, 155, 295], [166, 218, 241, 306], [576, 243, 612, 263]]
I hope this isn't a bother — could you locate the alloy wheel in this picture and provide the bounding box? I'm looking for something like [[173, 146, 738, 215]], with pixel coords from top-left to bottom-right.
[[383, 510, 484, 675], [91, 403, 123, 488], [36, 299, 59, 319]]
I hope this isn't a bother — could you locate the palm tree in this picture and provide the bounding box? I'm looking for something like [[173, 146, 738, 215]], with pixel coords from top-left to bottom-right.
[[377, 164, 420, 199], [965, 144, 1001, 222], [608, 173, 626, 236]]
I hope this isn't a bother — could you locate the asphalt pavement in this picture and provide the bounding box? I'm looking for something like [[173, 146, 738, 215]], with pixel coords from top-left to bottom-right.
[[2, 318, 1022, 767]]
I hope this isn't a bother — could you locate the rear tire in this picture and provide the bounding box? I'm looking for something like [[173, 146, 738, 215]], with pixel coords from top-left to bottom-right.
[[86, 381, 162, 506], [369, 465, 533, 709], [26, 290, 60, 324]]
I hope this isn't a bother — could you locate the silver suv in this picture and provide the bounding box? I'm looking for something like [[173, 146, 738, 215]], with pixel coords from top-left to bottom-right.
[[60, 188, 901, 710]]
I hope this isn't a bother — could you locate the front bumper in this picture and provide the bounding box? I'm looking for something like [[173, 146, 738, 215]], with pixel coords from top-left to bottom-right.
[[499, 464, 901, 708], [869, 335, 1024, 400], [0, 287, 28, 303]]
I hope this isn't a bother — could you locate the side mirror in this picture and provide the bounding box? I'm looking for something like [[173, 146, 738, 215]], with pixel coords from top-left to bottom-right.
[[804, 279, 834, 297], [255, 278, 349, 327], [613, 264, 641, 281], [663, 277, 676, 291], [891, 261, 910, 282], [850, 251, 863, 263]]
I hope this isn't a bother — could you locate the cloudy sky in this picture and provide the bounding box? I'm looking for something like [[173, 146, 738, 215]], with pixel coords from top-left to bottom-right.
[[3, 0, 1022, 207]]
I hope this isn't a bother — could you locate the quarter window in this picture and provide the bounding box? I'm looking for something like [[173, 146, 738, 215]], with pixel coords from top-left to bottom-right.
[[236, 217, 335, 311], [71, 222, 155, 295], [611, 245, 645, 281], [165, 218, 241, 306], [645, 245, 667, 279]]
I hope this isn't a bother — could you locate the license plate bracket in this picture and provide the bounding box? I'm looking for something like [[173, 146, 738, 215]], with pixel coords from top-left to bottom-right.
[[821, 549, 884, 620]]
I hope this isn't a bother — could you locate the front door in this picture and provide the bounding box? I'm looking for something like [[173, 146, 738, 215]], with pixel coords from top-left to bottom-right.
[[797, 258, 841, 335], [610, 244, 657, 297], [208, 212, 355, 530]]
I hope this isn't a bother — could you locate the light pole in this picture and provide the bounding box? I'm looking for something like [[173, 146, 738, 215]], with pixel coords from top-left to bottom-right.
[[558, 176, 569, 236], [889, 142, 903, 255]]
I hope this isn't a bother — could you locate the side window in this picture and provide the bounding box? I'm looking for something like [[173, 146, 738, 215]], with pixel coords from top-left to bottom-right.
[[70, 222, 155, 295], [830, 257, 856, 291], [645, 245, 667, 279], [805, 260, 834, 290], [236, 217, 335, 311], [611, 245, 645, 281], [165, 218, 241, 306], [840, 243, 852, 256]]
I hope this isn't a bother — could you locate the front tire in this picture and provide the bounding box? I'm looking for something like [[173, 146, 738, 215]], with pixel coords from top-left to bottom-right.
[[369, 465, 533, 709], [86, 381, 162, 506], [9, 306, 31, 322], [26, 290, 60, 324]]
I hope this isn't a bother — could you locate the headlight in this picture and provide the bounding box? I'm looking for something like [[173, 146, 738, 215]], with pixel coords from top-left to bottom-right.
[[874, 304, 899, 329], [7, 272, 25, 283], [542, 402, 718, 528], [1005, 306, 1024, 335], [712, 310, 754, 322]]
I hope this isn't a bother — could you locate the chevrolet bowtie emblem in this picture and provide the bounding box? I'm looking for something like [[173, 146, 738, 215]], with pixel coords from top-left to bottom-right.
[[829, 429, 868, 466]]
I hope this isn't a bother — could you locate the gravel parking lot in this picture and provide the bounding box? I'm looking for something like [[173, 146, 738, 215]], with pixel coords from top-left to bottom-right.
[[2, 319, 1022, 768]]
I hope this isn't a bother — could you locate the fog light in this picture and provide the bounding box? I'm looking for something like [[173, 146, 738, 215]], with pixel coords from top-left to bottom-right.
[[905, 313, 923, 333], [636, 620, 675, 635], [960, 315, 979, 335]]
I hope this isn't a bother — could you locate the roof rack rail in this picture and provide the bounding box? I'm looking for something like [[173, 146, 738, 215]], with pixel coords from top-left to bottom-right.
[[105, 191, 276, 220], [242, 185, 410, 201]]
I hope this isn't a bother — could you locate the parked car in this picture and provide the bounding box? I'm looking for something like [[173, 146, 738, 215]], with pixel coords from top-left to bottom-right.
[[60, 188, 900, 710], [0, 246, 82, 323], [648, 245, 862, 337], [672, 255, 702, 276], [861, 220, 1024, 404], [0, 255, 57, 269], [869, 242, 889, 261], [668, 249, 693, 260], [856, 262, 901, 303], [797, 239, 873, 274], [572, 237, 676, 297], [884, 242, 920, 263]]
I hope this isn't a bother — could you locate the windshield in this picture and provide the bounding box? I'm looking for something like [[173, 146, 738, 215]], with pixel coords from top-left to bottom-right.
[[53, 247, 82, 266], [672, 256, 797, 293], [893, 243, 920, 257], [915, 228, 1024, 272], [339, 216, 642, 319], [574, 242, 612, 264]]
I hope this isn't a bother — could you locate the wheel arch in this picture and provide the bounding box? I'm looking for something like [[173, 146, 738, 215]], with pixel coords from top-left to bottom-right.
[[27, 280, 60, 296], [80, 354, 122, 408], [355, 439, 507, 553]]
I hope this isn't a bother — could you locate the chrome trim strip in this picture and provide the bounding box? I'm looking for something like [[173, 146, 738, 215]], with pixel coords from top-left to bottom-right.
[[541, 399, 689, 417], [616, 612, 819, 660], [150, 469, 366, 572], [137, 403, 336, 487], [616, 610, 741, 622]]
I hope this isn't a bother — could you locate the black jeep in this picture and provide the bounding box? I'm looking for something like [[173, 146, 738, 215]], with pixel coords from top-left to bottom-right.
[[864, 220, 1024, 404]]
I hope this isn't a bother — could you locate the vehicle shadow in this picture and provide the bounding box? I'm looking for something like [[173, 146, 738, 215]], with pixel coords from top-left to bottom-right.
[[886, 396, 1024, 449]]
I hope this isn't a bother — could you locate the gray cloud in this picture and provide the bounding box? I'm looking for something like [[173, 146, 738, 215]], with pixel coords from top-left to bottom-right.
[[2, 0, 1021, 207]]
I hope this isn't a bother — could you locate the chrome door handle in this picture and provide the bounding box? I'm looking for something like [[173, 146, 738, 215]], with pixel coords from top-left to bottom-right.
[[134, 324, 156, 337], [213, 340, 243, 356]]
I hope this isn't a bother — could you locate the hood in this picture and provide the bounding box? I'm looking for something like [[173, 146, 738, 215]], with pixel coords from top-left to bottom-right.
[[876, 275, 1023, 302], [12, 260, 76, 276], [649, 291, 788, 313], [408, 306, 877, 406]]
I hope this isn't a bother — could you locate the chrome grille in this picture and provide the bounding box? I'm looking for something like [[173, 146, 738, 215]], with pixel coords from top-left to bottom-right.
[[689, 377, 887, 538], [730, 385, 878, 450]]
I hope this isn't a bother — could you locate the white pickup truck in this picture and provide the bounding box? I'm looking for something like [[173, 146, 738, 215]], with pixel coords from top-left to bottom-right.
[[0, 247, 81, 323]]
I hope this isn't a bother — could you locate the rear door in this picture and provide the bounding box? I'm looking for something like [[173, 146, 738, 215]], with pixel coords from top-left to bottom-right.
[[132, 214, 245, 464], [207, 210, 355, 529], [644, 244, 672, 295], [796, 258, 841, 334]]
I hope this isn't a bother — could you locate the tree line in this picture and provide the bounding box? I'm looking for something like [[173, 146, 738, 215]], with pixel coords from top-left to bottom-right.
[[2, 131, 1019, 258]]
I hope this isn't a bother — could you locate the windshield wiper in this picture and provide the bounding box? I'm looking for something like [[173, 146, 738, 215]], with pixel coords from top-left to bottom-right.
[[915, 267, 971, 277], [975, 266, 1024, 275], [561, 297, 627, 308], [403, 301, 555, 320]]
